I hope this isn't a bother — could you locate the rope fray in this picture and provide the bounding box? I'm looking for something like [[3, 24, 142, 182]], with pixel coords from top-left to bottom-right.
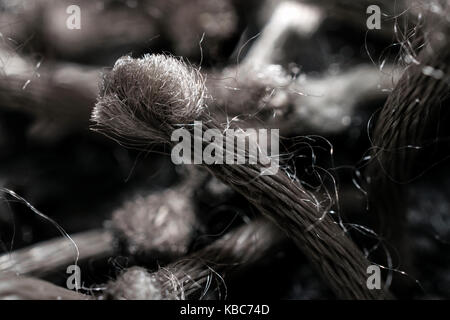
[[91, 54, 393, 299]]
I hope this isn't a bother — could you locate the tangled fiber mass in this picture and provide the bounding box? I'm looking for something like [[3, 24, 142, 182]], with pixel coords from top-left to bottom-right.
[[0, 0, 449, 300]]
